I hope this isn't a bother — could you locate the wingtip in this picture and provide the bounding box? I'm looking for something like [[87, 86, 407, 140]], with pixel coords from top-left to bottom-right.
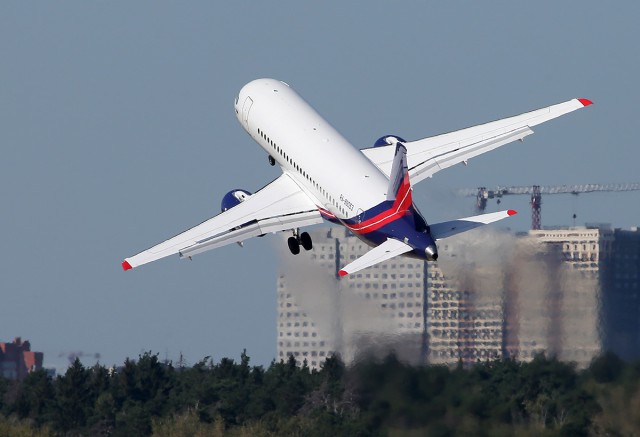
[[122, 260, 133, 271], [338, 270, 348, 277], [578, 98, 593, 107], [507, 209, 517, 216]]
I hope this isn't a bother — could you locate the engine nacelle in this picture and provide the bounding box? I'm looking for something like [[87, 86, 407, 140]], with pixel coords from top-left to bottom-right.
[[373, 135, 407, 147], [221, 189, 252, 212]]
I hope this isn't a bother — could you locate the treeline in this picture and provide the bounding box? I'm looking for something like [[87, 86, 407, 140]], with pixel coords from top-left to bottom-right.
[[1, 351, 639, 436]]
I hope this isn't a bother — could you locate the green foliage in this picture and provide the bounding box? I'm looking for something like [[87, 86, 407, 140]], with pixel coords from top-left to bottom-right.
[[151, 409, 223, 437], [0, 376, 8, 412], [11, 370, 55, 426], [53, 358, 91, 431], [588, 351, 624, 383], [0, 415, 53, 437], [1, 351, 640, 435]]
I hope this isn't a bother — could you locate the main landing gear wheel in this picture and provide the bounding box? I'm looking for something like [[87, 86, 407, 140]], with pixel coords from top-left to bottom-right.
[[300, 232, 313, 251], [268, 155, 276, 166], [287, 229, 313, 255], [287, 237, 300, 255]]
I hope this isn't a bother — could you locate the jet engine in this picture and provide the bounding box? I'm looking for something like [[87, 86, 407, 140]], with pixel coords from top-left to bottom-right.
[[373, 135, 406, 147], [221, 189, 252, 212]]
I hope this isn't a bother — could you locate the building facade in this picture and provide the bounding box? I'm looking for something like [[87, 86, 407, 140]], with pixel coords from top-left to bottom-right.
[[0, 337, 43, 380], [424, 233, 508, 366], [603, 227, 640, 360], [277, 224, 639, 369], [277, 227, 426, 369], [505, 225, 613, 368]]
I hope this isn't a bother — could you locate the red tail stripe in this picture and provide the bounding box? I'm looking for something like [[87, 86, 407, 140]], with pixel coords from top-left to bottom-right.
[[346, 172, 413, 234]]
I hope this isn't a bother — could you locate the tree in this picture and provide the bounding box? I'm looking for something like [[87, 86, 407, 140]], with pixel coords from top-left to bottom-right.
[[12, 370, 55, 426], [53, 358, 91, 432], [589, 352, 624, 383]]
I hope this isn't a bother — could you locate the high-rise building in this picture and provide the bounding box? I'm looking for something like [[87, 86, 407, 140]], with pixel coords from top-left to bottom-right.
[[506, 225, 613, 368], [277, 228, 337, 369], [425, 233, 508, 366], [503, 235, 561, 362], [277, 227, 426, 369], [0, 337, 43, 380], [603, 227, 640, 360], [277, 224, 639, 370]]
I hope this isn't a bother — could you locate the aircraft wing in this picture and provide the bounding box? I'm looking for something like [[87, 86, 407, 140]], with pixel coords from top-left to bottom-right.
[[361, 98, 592, 185], [429, 209, 517, 241], [338, 238, 413, 277], [122, 173, 323, 270]]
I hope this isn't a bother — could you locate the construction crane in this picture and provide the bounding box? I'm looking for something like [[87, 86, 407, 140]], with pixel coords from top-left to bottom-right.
[[457, 183, 640, 230]]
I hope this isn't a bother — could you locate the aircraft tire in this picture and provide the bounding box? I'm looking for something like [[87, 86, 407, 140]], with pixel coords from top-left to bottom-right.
[[300, 232, 312, 251], [268, 155, 276, 166], [287, 237, 300, 255]]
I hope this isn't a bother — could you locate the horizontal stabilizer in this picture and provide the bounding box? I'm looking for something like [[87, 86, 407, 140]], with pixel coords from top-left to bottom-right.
[[429, 209, 517, 241], [338, 238, 413, 277]]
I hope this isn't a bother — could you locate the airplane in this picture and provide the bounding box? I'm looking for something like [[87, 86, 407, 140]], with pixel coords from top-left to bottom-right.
[[122, 78, 592, 276]]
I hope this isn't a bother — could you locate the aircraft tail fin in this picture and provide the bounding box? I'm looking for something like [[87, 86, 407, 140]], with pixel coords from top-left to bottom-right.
[[386, 141, 412, 206]]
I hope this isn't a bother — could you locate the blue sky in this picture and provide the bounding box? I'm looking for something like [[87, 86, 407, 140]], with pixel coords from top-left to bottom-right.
[[1, 2, 638, 372]]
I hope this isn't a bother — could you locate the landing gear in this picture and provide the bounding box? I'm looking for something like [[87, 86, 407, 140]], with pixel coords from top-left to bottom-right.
[[300, 232, 312, 251], [287, 237, 300, 255], [268, 155, 276, 166], [287, 229, 313, 255]]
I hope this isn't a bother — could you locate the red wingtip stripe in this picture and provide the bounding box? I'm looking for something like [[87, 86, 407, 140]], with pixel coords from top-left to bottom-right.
[[578, 98, 593, 107], [122, 260, 133, 271], [507, 209, 517, 216], [338, 270, 348, 277]]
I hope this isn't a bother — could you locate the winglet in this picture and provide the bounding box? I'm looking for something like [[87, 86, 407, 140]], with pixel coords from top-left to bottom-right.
[[122, 260, 133, 271], [338, 270, 348, 277], [507, 209, 517, 216], [578, 98, 593, 107]]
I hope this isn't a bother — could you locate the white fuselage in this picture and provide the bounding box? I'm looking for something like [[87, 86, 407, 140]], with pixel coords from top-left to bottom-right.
[[234, 79, 390, 222]]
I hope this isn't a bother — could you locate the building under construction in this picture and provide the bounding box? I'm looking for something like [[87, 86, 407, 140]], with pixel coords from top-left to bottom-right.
[[462, 183, 640, 230]]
